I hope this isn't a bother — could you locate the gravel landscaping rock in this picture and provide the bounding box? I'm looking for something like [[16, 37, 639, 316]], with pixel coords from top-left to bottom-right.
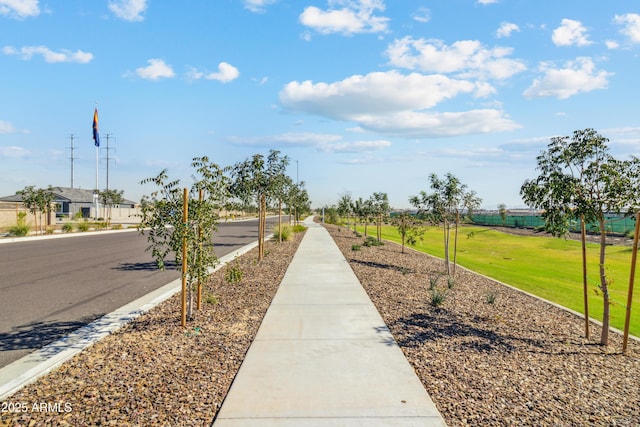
[[0, 231, 305, 427], [2, 221, 638, 426], [323, 223, 640, 427]]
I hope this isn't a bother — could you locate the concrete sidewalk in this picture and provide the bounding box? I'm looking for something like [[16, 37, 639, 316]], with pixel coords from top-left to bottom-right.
[[213, 218, 447, 426]]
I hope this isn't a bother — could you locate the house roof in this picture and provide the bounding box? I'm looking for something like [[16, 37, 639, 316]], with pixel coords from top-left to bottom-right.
[[0, 187, 136, 206]]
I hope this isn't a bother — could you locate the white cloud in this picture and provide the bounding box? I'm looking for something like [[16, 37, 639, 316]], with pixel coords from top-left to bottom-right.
[[188, 62, 239, 83], [229, 132, 390, 153], [280, 70, 480, 118], [135, 59, 175, 80], [0, 0, 39, 18], [3, 45, 93, 63], [412, 7, 430, 23], [207, 62, 239, 83], [108, 0, 148, 22], [478, 0, 499, 4], [0, 145, 30, 158], [523, 57, 612, 99], [0, 120, 16, 134], [385, 37, 526, 80], [605, 40, 620, 50], [321, 140, 391, 153], [299, 0, 389, 35], [496, 22, 519, 38], [614, 13, 640, 44], [243, 0, 276, 13], [552, 18, 592, 47], [356, 109, 520, 137], [280, 70, 519, 138]]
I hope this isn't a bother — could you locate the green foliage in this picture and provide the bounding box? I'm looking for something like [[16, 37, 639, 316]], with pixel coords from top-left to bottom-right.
[[393, 211, 425, 253], [9, 212, 29, 236], [520, 128, 640, 344], [430, 289, 446, 307], [351, 244, 361, 251], [447, 276, 455, 289], [205, 293, 219, 305], [225, 261, 244, 285], [77, 222, 89, 232], [17, 185, 55, 235], [323, 206, 339, 225], [272, 223, 293, 241], [139, 157, 227, 321], [485, 293, 497, 304], [429, 274, 439, 290], [410, 173, 481, 275], [62, 223, 74, 232], [362, 235, 383, 247], [292, 224, 307, 233]]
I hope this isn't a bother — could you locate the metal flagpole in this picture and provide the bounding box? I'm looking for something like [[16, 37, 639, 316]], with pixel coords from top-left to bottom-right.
[[93, 105, 100, 219]]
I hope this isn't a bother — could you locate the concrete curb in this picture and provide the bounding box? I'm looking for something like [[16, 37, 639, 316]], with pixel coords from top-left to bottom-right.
[[0, 236, 269, 401]]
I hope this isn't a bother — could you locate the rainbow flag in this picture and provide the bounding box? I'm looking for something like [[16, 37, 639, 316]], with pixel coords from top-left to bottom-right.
[[92, 108, 100, 147]]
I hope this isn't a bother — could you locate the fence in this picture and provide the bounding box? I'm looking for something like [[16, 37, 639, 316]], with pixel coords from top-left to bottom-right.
[[471, 213, 637, 235]]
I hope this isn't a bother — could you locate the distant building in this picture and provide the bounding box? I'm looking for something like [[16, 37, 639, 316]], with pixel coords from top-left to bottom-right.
[[0, 187, 139, 227]]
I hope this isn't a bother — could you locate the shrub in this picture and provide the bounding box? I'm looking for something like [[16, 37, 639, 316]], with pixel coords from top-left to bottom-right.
[[272, 223, 292, 241], [430, 289, 446, 307], [9, 212, 29, 236], [205, 293, 219, 305], [485, 293, 497, 304], [225, 261, 243, 285], [77, 222, 90, 232], [62, 223, 74, 233], [351, 244, 361, 251], [447, 276, 455, 289], [429, 274, 439, 290], [362, 236, 384, 247], [292, 224, 307, 233]]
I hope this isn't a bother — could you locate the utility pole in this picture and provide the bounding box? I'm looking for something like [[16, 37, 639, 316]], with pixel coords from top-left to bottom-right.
[[102, 134, 116, 191], [68, 134, 76, 188]]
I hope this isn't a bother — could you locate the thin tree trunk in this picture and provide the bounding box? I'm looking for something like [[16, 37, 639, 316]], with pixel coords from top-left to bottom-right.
[[580, 215, 590, 339], [453, 211, 460, 276], [623, 211, 640, 352], [443, 218, 450, 275], [258, 196, 263, 261], [598, 217, 610, 346], [278, 199, 282, 243], [260, 195, 267, 259]]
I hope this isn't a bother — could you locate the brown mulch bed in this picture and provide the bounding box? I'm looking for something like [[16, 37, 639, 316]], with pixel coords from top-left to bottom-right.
[[0, 231, 305, 427], [323, 223, 640, 427]]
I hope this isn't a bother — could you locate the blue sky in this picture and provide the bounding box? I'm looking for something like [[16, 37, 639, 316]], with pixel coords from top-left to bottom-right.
[[1, 0, 639, 210]]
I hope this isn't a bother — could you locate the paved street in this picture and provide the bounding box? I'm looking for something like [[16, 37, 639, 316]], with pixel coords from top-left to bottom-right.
[[0, 217, 280, 368]]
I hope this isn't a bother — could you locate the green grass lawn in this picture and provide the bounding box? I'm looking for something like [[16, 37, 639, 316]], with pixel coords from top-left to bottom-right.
[[351, 223, 639, 338]]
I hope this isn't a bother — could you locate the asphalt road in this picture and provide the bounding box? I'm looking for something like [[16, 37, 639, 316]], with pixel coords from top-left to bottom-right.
[[0, 217, 281, 369]]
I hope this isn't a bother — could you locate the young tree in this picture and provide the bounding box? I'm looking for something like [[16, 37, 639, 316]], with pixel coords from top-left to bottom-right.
[[98, 189, 124, 226], [453, 189, 482, 275], [370, 192, 390, 243], [139, 156, 226, 323], [266, 150, 290, 243], [393, 211, 425, 253], [498, 203, 508, 226], [336, 192, 353, 230], [231, 150, 291, 259], [17, 186, 55, 235], [410, 173, 468, 275], [521, 129, 637, 345]]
